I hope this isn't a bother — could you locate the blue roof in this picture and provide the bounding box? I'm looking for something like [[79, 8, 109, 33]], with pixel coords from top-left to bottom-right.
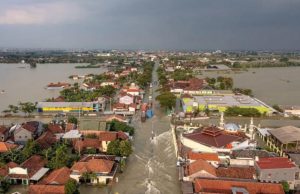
[[224, 123, 240, 131]]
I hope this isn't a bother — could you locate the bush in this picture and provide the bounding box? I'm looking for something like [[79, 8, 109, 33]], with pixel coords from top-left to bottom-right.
[[225, 107, 261, 117]]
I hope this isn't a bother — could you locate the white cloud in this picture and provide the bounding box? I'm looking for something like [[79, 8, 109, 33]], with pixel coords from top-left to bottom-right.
[[0, 2, 84, 25]]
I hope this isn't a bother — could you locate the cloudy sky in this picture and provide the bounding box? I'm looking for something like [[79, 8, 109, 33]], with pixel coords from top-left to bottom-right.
[[0, 0, 299, 50]]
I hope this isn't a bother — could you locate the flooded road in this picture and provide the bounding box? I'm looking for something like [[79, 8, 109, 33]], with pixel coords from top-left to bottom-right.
[[84, 61, 180, 194]]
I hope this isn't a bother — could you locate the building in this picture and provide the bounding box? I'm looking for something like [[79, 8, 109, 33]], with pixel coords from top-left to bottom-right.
[[187, 151, 220, 166], [13, 122, 44, 145], [46, 82, 71, 90], [37, 100, 105, 113], [0, 142, 18, 153], [169, 78, 207, 95], [266, 126, 300, 156], [181, 126, 254, 153], [8, 155, 49, 185], [29, 167, 71, 194], [182, 94, 271, 114], [70, 158, 118, 184], [193, 178, 284, 194], [99, 131, 129, 152], [73, 138, 101, 154], [0, 126, 9, 141], [255, 157, 300, 190]]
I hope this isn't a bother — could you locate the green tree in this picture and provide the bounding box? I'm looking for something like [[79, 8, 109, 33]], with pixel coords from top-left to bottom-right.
[[156, 92, 176, 110], [65, 179, 79, 194], [48, 144, 69, 169], [68, 116, 78, 125], [108, 120, 134, 135], [119, 140, 132, 157], [19, 102, 36, 116], [107, 140, 120, 156], [22, 139, 41, 158], [281, 181, 289, 193]]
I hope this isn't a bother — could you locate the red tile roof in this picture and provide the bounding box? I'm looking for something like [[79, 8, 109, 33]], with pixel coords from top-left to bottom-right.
[[71, 159, 114, 174], [65, 123, 76, 132], [186, 159, 217, 177], [216, 166, 256, 179], [183, 126, 242, 148], [256, 157, 296, 169], [0, 162, 18, 177], [40, 167, 71, 185], [187, 151, 220, 162], [194, 178, 284, 194], [36, 131, 57, 149], [73, 138, 101, 152], [21, 155, 47, 178], [48, 124, 64, 134], [0, 126, 9, 134], [99, 132, 117, 141], [0, 142, 18, 153], [29, 185, 65, 194]]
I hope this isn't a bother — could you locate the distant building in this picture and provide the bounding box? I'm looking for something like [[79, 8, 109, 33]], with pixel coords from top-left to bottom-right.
[[37, 100, 105, 113], [255, 157, 300, 190]]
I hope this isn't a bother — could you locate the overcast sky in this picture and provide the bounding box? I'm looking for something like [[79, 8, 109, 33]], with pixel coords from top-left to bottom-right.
[[0, 0, 300, 50]]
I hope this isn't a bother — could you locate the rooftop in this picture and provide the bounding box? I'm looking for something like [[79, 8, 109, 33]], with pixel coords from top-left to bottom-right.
[[268, 126, 300, 144], [194, 178, 284, 194], [183, 126, 242, 148], [256, 157, 296, 169], [187, 151, 220, 162], [40, 167, 71, 185]]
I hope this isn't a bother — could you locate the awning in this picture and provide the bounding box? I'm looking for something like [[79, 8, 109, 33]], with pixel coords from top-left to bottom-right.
[[30, 168, 49, 181]]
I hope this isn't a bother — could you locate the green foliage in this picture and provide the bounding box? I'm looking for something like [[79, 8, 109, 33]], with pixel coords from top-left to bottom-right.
[[171, 69, 193, 81], [281, 181, 289, 193], [68, 116, 78, 125], [65, 179, 80, 194], [60, 85, 116, 102], [156, 92, 176, 109], [206, 76, 233, 90], [119, 140, 133, 157], [19, 102, 36, 115], [107, 140, 132, 157], [272, 104, 283, 113], [224, 107, 261, 117], [85, 133, 98, 139], [119, 159, 126, 172], [0, 179, 10, 193], [108, 120, 134, 136], [233, 88, 253, 96], [48, 144, 69, 169], [22, 139, 41, 158], [136, 61, 154, 88], [85, 148, 97, 154]]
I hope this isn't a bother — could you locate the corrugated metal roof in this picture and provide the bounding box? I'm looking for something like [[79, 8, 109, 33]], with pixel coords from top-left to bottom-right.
[[30, 167, 49, 181]]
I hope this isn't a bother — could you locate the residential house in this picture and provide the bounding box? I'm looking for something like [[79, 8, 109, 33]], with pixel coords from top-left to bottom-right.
[[0, 126, 9, 142], [187, 151, 220, 166], [255, 157, 300, 190], [13, 121, 44, 145], [99, 131, 128, 152], [29, 167, 71, 194], [73, 138, 101, 154], [36, 131, 58, 149], [193, 178, 284, 194], [8, 155, 49, 185], [119, 94, 134, 105], [0, 162, 18, 180], [70, 158, 118, 184], [48, 124, 64, 139], [0, 142, 18, 153], [184, 159, 217, 181]]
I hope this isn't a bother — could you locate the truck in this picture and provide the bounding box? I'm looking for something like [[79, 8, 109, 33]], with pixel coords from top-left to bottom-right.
[[141, 103, 148, 122]]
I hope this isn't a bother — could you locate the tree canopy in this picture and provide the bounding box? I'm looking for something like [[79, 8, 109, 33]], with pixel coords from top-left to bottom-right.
[[156, 92, 176, 109]]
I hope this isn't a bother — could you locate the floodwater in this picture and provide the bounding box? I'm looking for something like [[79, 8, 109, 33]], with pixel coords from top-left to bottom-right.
[[199, 67, 300, 106], [0, 63, 106, 112], [80, 62, 181, 194]]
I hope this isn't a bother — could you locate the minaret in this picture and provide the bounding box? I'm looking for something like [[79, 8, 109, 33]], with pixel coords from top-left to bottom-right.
[[219, 112, 225, 129], [249, 117, 254, 139]]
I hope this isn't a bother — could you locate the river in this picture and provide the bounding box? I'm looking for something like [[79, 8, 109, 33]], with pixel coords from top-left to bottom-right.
[[0, 63, 106, 112], [199, 67, 300, 106]]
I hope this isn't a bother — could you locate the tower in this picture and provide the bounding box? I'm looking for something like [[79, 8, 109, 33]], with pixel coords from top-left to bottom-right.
[[219, 112, 225, 129], [249, 117, 254, 140]]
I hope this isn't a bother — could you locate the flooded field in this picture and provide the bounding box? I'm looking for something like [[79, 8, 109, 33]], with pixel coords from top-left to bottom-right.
[[199, 67, 300, 106], [0, 63, 106, 112]]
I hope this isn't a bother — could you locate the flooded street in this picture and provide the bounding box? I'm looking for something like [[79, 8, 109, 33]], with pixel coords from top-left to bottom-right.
[[80, 62, 181, 194]]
